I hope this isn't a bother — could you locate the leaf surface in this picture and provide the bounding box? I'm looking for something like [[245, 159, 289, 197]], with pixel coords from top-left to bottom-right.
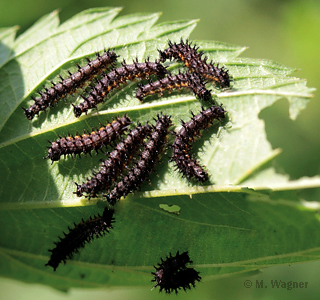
[[0, 7, 319, 290]]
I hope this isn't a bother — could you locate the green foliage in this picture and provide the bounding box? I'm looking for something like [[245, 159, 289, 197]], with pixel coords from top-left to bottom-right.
[[0, 7, 319, 291]]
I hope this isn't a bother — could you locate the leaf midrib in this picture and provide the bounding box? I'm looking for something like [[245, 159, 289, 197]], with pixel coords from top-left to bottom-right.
[[0, 86, 313, 149]]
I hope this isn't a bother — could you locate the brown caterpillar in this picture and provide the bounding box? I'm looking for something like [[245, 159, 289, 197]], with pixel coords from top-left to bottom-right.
[[105, 114, 172, 205], [46, 207, 114, 271], [75, 123, 152, 198], [152, 251, 201, 294], [135, 71, 211, 101], [159, 39, 231, 88], [45, 115, 131, 162], [73, 59, 168, 118], [23, 49, 118, 120], [171, 105, 226, 182]]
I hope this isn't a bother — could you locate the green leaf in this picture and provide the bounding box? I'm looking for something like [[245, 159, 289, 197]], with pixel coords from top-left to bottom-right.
[[0, 7, 319, 291]]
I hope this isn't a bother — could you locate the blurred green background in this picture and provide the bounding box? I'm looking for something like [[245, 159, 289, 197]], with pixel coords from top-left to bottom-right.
[[1, 0, 320, 299]]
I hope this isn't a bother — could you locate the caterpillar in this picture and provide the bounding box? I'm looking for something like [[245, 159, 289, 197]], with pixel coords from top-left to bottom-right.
[[171, 105, 226, 182], [158, 39, 231, 89], [152, 251, 201, 294], [105, 114, 172, 205], [45, 115, 131, 162], [135, 71, 211, 102], [46, 207, 114, 271], [73, 59, 168, 117], [75, 123, 152, 198], [23, 49, 118, 120]]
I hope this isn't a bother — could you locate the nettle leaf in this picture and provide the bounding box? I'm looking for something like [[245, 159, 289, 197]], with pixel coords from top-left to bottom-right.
[[0, 7, 319, 291]]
